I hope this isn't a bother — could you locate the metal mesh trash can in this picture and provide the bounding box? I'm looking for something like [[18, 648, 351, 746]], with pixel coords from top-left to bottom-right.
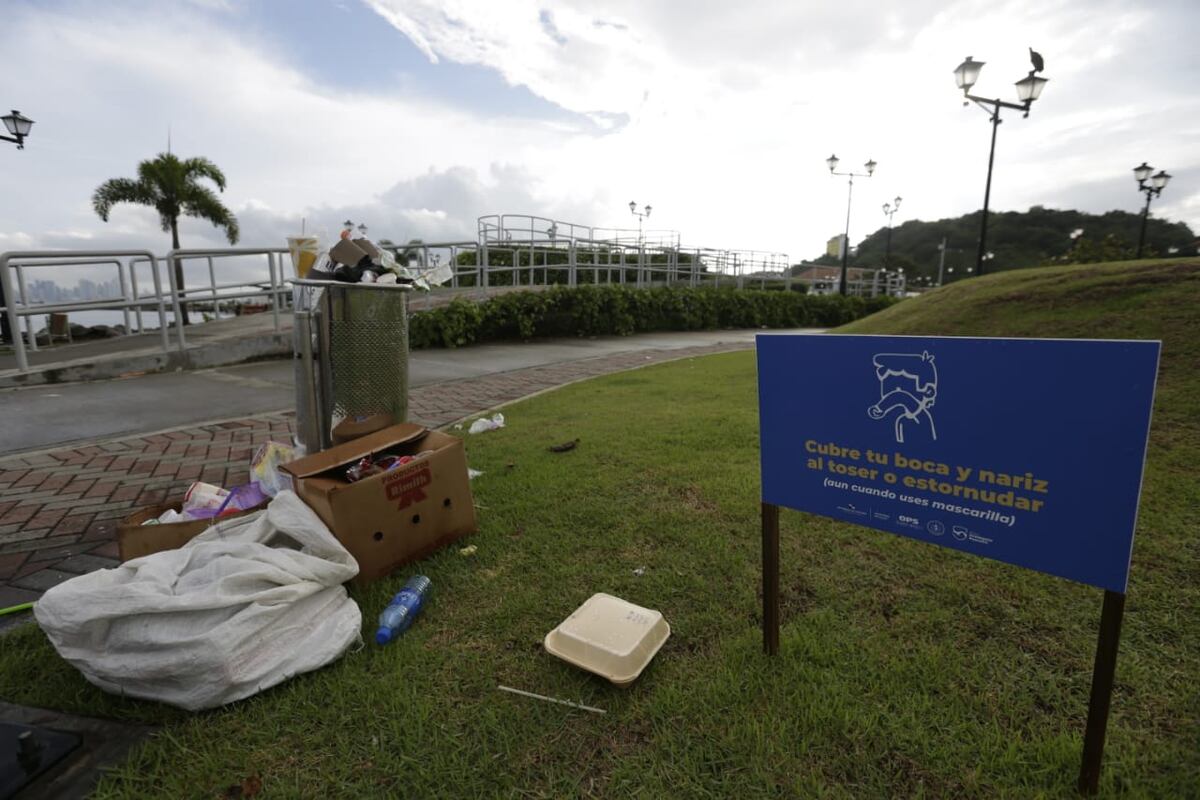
[[292, 279, 412, 452]]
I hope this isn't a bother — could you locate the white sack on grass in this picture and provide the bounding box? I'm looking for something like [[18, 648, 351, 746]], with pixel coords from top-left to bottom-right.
[[468, 412, 505, 435], [34, 491, 361, 712]]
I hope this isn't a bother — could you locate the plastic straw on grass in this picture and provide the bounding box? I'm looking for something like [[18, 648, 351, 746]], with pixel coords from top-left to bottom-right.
[[0, 602, 34, 616], [497, 685, 605, 715]]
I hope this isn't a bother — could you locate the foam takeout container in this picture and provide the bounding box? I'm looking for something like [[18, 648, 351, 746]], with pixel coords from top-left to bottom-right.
[[543, 593, 670, 687]]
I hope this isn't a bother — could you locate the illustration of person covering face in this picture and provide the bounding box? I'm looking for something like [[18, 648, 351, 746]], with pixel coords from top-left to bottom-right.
[[867, 352, 938, 444]]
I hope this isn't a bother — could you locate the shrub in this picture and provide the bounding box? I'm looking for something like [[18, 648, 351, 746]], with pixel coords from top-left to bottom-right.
[[408, 286, 899, 349]]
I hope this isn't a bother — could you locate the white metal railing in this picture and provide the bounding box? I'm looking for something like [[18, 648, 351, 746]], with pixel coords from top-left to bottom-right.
[[475, 214, 687, 289], [1, 250, 169, 372], [10, 257, 133, 353], [1, 218, 905, 374], [1, 248, 288, 372], [158, 248, 290, 351], [791, 262, 907, 297]]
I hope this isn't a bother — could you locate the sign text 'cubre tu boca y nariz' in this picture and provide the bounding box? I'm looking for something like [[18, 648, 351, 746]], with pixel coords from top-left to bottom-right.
[[757, 334, 1160, 592]]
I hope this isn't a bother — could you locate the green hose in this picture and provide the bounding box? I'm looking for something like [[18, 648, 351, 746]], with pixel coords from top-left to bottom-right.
[[0, 601, 34, 616]]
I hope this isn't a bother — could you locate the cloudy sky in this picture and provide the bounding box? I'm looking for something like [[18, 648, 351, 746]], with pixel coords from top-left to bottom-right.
[[2, 0, 1197, 270]]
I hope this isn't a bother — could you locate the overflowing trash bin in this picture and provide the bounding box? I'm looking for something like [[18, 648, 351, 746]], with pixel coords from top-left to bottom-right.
[[293, 278, 412, 452], [29, 225, 476, 715]]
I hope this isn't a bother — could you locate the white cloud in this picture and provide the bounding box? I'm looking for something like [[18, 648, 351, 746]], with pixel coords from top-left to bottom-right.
[[0, 0, 1197, 273], [0, 2, 585, 247], [361, 0, 1199, 260]]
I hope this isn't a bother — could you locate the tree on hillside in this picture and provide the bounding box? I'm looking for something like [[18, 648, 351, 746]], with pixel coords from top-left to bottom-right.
[[829, 206, 1195, 284], [1043, 232, 1142, 265], [92, 152, 239, 324]]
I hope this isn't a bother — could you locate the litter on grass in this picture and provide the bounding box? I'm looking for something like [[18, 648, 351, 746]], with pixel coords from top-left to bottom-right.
[[468, 413, 505, 434], [459, 545, 478, 557], [497, 685, 605, 715], [548, 439, 579, 453], [544, 593, 670, 687], [36, 492, 361, 711], [468, 468, 484, 480]]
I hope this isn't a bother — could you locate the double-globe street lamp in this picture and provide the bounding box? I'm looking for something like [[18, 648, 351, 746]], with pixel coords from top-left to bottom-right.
[[1131, 162, 1171, 258], [1, 110, 34, 150], [629, 201, 652, 283], [882, 196, 902, 271], [955, 52, 1049, 276], [826, 154, 876, 296]]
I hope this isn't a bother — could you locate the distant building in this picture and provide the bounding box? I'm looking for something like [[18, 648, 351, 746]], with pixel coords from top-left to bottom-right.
[[826, 234, 846, 259], [792, 263, 904, 297]]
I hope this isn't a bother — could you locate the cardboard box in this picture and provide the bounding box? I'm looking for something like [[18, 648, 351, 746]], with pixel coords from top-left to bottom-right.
[[280, 423, 477, 583], [117, 501, 266, 562]]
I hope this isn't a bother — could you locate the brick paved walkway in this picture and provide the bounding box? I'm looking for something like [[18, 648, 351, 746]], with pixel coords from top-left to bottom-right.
[[0, 340, 751, 607]]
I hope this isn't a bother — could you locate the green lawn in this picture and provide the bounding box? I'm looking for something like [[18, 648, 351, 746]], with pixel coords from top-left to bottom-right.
[[1, 260, 1197, 797]]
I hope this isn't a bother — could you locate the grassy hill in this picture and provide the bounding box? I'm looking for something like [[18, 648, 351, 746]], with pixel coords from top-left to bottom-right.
[[842, 257, 1200, 790], [841, 258, 1200, 454]]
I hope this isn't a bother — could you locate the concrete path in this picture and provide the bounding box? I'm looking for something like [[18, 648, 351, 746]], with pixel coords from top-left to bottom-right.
[[0, 330, 789, 454], [0, 329, 820, 609]]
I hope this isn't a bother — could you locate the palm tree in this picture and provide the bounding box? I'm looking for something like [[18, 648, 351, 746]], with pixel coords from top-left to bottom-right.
[[93, 152, 239, 324]]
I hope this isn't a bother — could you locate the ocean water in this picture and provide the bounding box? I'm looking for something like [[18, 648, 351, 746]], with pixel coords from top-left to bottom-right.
[[16, 307, 237, 333]]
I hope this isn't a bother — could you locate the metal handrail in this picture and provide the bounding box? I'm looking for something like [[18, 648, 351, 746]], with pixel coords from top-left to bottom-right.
[[162, 248, 289, 351], [9, 258, 134, 351], [2, 232, 902, 375], [1, 250, 167, 373], [1, 249, 289, 373]]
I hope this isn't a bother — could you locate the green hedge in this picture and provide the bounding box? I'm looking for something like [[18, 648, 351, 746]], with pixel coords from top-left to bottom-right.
[[408, 286, 899, 349]]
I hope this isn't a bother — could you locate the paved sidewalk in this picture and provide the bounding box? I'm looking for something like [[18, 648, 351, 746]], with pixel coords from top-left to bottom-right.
[[1, 329, 774, 454], [0, 339, 752, 608]]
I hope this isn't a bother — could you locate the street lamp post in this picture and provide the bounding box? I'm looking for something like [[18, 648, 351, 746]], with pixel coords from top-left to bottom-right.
[[882, 196, 902, 271], [954, 54, 1049, 276], [0, 110, 33, 344], [1132, 162, 1171, 258], [827, 154, 877, 296], [0, 110, 34, 149], [937, 238, 948, 287], [629, 201, 651, 285], [936, 238, 968, 287]]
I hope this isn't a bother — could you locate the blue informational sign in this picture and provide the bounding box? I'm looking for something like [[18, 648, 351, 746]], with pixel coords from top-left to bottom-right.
[[757, 334, 1160, 593]]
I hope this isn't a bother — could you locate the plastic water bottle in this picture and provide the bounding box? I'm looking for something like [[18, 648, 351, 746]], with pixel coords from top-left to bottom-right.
[[375, 575, 432, 645]]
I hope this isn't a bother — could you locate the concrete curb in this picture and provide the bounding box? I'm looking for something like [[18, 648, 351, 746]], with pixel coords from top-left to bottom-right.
[[0, 331, 292, 388]]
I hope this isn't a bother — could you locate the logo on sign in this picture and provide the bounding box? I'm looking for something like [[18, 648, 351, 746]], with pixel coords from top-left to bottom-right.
[[384, 465, 432, 509], [867, 351, 938, 444]]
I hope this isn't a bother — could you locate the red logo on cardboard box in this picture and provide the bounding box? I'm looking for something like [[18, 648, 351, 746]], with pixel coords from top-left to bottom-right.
[[384, 465, 432, 509]]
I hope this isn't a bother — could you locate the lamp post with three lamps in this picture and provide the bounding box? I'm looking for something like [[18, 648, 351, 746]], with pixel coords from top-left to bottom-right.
[[629, 201, 651, 284], [826, 154, 876, 296], [882, 196, 902, 271], [954, 52, 1049, 276], [1131, 162, 1171, 259]]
